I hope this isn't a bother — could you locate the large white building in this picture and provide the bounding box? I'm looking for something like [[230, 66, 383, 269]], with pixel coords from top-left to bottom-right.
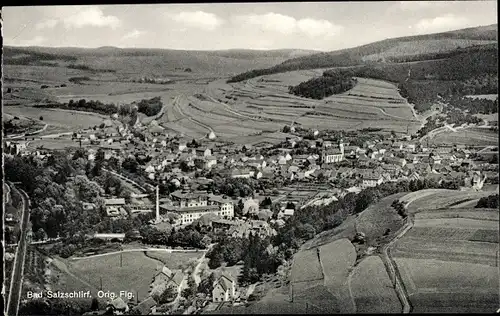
[[160, 191, 234, 225]]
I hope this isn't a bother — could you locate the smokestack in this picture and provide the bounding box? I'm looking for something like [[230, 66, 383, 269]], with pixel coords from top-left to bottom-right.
[[156, 185, 160, 223]]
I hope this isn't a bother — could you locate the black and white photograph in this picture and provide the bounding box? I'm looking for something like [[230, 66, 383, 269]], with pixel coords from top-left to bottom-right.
[[2, 2, 499, 315]]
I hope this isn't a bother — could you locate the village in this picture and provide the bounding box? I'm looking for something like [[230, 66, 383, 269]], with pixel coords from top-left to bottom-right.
[[4, 114, 499, 315]]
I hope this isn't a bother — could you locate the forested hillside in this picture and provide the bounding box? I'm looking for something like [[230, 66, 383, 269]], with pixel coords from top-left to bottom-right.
[[227, 24, 497, 83]]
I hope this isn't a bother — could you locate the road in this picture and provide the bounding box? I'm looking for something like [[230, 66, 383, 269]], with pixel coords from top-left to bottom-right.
[[70, 247, 207, 260], [6, 124, 48, 140], [172, 94, 215, 139], [6, 187, 30, 316], [192, 244, 214, 285], [379, 215, 414, 313]]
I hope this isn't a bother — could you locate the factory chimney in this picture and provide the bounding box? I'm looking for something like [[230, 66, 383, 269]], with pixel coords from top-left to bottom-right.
[[156, 185, 160, 223]]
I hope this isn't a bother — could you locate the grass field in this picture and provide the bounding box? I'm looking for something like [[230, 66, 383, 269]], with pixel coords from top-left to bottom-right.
[[319, 238, 356, 288], [67, 252, 158, 300], [402, 189, 496, 214], [290, 248, 323, 283], [430, 127, 499, 146], [355, 193, 407, 245], [302, 214, 357, 250], [395, 257, 498, 313], [4, 105, 107, 130], [350, 256, 401, 313], [414, 207, 499, 223]]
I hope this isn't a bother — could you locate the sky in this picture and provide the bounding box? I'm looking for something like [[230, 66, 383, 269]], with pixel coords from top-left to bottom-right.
[[3, 2, 497, 51]]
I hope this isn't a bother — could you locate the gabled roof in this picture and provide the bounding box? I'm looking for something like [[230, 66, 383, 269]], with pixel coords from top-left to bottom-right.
[[156, 266, 173, 278], [132, 297, 156, 315], [107, 297, 128, 310], [170, 270, 184, 286]]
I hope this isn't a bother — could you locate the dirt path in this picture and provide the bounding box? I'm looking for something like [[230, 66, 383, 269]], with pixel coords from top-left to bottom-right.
[[379, 216, 414, 313]]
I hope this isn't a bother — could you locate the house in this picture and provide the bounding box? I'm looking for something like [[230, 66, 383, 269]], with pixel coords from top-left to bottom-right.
[[208, 195, 235, 218], [131, 297, 157, 315], [212, 273, 237, 302], [361, 172, 383, 189], [196, 147, 212, 157], [279, 209, 294, 218], [106, 297, 129, 315], [231, 168, 252, 179], [155, 266, 174, 284], [104, 198, 126, 217], [82, 202, 96, 211], [392, 142, 404, 151], [167, 270, 184, 289], [205, 156, 217, 169]]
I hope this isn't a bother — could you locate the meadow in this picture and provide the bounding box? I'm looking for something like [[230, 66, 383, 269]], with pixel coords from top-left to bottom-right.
[[355, 193, 407, 245], [430, 127, 499, 146], [4, 105, 107, 131], [67, 252, 159, 300], [350, 256, 401, 313], [395, 257, 498, 313], [390, 187, 499, 313]]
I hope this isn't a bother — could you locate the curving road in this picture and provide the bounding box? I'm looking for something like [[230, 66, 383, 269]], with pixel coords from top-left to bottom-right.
[[6, 186, 30, 316]]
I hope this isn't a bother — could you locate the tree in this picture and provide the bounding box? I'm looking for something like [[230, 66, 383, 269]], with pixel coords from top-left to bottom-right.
[[207, 249, 224, 269], [34, 228, 48, 241], [198, 273, 216, 295], [90, 298, 99, 311], [158, 286, 177, 304], [39, 116, 44, 121], [182, 277, 197, 299], [282, 125, 291, 133]]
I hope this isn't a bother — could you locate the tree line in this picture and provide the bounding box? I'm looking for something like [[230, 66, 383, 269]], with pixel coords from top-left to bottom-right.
[[33, 96, 163, 117]]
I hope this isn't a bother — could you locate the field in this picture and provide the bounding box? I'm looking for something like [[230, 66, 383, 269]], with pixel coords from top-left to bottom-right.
[[4, 105, 107, 131], [389, 187, 499, 313], [350, 256, 401, 313], [290, 248, 323, 283], [5, 53, 424, 141], [395, 258, 498, 313], [355, 192, 407, 245], [66, 252, 159, 300], [430, 127, 499, 146], [290, 238, 357, 313], [401, 189, 497, 214]]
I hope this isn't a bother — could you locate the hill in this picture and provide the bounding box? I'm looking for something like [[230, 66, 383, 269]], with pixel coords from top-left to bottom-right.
[[2, 46, 319, 76], [228, 24, 498, 82]]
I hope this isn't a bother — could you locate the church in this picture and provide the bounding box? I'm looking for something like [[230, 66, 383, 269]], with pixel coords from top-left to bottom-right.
[[321, 139, 345, 164]]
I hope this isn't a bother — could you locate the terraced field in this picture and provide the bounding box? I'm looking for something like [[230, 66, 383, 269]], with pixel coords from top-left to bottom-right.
[[203, 71, 422, 137]]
